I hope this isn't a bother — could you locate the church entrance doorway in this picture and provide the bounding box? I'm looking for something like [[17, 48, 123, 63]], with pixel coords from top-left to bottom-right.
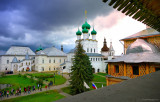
[[97, 69, 100, 73], [92, 68, 95, 73]]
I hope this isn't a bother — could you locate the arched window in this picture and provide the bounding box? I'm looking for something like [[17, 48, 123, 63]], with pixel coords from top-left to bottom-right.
[[87, 48, 89, 52], [94, 49, 95, 53], [49, 67, 51, 71], [42, 59, 44, 63], [96, 58, 97, 61], [42, 67, 44, 71], [91, 48, 92, 53]]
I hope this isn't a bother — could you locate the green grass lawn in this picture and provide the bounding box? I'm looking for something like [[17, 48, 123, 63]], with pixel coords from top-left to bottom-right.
[[2, 90, 65, 102], [28, 73, 53, 77], [97, 73, 108, 77], [61, 87, 71, 94], [47, 75, 66, 85], [28, 73, 67, 85], [0, 75, 37, 91], [93, 74, 106, 83], [61, 74, 107, 94]]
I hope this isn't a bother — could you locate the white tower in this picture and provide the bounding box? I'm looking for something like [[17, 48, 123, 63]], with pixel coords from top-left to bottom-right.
[[76, 28, 82, 40]]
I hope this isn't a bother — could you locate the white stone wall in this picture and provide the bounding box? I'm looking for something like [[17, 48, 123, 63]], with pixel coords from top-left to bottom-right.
[[35, 55, 67, 72], [76, 40, 98, 53], [89, 57, 106, 73], [0, 55, 34, 72]]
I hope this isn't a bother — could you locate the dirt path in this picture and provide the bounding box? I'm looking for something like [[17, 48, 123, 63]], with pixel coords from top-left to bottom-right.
[[0, 74, 71, 101]]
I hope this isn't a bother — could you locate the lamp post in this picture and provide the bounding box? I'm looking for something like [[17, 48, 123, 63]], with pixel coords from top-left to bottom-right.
[[53, 73, 55, 84]]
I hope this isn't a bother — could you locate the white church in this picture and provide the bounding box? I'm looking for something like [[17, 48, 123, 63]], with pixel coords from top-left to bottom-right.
[[0, 15, 115, 73]]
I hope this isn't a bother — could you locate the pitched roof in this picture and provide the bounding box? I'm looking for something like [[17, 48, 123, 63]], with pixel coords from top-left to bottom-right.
[[12, 56, 18, 63], [126, 39, 159, 54], [121, 28, 160, 41], [5, 46, 35, 56], [43, 47, 67, 57], [36, 50, 47, 56], [86, 53, 103, 57], [107, 39, 160, 63], [56, 71, 160, 102]]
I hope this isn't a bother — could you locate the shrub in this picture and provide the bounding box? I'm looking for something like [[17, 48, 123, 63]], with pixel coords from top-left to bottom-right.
[[23, 74, 27, 79], [36, 79, 43, 86], [18, 73, 22, 77], [1, 72, 6, 77], [30, 77, 34, 83]]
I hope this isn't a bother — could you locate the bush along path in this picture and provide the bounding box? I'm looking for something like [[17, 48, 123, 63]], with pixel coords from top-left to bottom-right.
[[0, 74, 71, 101]]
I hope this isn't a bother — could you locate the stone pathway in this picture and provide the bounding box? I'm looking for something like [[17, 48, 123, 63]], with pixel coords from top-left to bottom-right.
[[0, 74, 71, 101]]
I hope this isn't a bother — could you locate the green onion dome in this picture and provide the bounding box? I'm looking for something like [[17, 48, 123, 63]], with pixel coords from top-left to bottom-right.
[[91, 28, 97, 35], [76, 29, 82, 35], [36, 45, 43, 51], [82, 27, 88, 33], [82, 21, 91, 29]]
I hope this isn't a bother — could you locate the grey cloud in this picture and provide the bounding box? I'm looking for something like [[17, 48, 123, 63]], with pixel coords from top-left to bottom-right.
[[0, 0, 113, 53]]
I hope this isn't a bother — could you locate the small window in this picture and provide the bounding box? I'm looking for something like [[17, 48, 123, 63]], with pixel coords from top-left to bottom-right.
[[93, 58, 95, 61], [115, 65, 119, 73], [91, 48, 92, 53], [91, 58, 92, 61], [96, 58, 97, 61], [42, 67, 44, 71], [26, 62, 27, 65], [6, 68, 7, 70], [133, 66, 139, 75], [49, 59, 51, 63], [49, 68, 51, 71], [7, 60, 9, 64], [42, 59, 44, 63], [59, 59, 61, 63], [87, 48, 89, 52], [54, 59, 55, 63], [94, 49, 95, 53], [54, 68, 55, 70]]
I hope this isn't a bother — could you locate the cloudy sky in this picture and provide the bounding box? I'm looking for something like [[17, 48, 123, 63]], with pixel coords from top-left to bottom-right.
[[0, 0, 146, 55]]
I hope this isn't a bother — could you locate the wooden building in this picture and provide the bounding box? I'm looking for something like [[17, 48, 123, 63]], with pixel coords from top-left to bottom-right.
[[106, 28, 160, 86]]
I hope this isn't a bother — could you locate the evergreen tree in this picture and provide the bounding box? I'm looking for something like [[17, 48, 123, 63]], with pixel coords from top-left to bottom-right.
[[70, 41, 93, 95]]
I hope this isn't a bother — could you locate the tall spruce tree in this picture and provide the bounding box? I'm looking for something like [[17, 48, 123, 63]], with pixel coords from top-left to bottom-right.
[[70, 41, 93, 95]]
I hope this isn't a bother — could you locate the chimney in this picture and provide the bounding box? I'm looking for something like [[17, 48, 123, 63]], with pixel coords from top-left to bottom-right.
[[61, 45, 63, 52]]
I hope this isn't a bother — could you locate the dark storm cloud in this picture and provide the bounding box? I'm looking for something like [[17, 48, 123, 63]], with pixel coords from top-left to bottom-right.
[[0, 0, 113, 54]]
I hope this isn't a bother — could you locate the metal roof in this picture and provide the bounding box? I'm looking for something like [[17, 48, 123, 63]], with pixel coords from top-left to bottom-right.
[[126, 39, 159, 54], [12, 56, 18, 63], [5, 46, 35, 56], [25, 52, 30, 60], [36, 50, 47, 56], [56, 71, 160, 102], [43, 47, 67, 57], [68, 48, 76, 53], [86, 53, 103, 57], [107, 52, 160, 63], [107, 39, 160, 63], [106, 75, 131, 80], [121, 28, 160, 41]]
